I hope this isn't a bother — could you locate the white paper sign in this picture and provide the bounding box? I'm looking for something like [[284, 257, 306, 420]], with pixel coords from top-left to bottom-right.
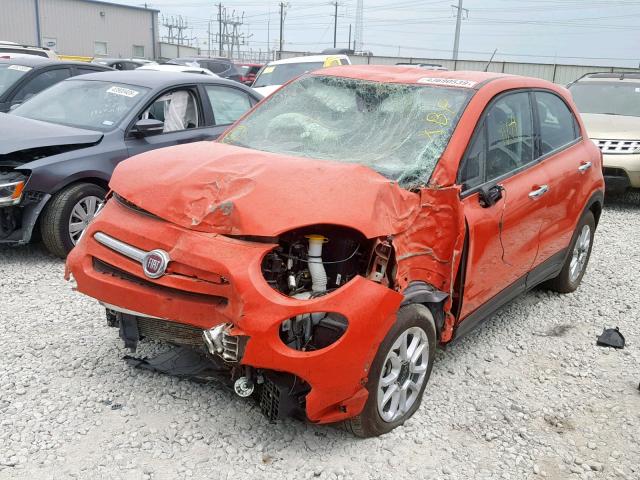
[[106, 86, 140, 98], [417, 77, 477, 88], [8, 65, 32, 72]]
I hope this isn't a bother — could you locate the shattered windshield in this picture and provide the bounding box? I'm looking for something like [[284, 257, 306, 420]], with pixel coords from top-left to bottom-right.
[[222, 75, 472, 188]]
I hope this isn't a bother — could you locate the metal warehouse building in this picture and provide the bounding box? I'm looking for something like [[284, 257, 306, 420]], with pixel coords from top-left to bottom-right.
[[0, 0, 159, 59]]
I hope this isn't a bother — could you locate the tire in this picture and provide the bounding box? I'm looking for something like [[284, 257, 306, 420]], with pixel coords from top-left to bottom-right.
[[545, 210, 595, 294], [40, 183, 106, 258], [342, 303, 437, 438]]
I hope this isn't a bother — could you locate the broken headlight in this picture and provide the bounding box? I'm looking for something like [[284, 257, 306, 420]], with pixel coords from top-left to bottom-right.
[[0, 174, 27, 207]]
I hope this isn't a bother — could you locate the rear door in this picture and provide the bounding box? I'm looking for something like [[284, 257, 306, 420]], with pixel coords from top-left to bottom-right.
[[457, 90, 551, 320], [125, 85, 219, 157], [528, 90, 586, 283]]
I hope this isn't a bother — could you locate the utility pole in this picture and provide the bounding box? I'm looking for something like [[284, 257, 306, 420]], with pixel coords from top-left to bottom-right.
[[279, 2, 285, 58], [354, 0, 363, 51], [332, 2, 338, 48], [218, 3, 223, 56], [348, 24, 352, 51], [452, 0, 468, 61]]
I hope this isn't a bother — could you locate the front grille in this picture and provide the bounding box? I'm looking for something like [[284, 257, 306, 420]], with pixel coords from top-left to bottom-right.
[[137, 316, 204, 348], [93, 258, 227, 306], [594, 139, 640, 154]]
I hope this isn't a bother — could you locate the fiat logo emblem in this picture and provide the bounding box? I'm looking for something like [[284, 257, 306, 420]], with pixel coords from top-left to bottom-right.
[[142, 249, 170, 279]]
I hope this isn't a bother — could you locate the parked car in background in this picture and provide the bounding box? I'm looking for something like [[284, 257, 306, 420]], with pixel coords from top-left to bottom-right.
[[236, 62, 262, 86], [569, 72, 640, 194], [251, 54, 350, 96], [136, 64, 218, 76], [0, 41, 58, 60], [0, 70, 261, 256], [67, 67, 603, 437], [165, 57, 242, 82], [0, 56, 111, 112], [92, 58, 154, 70]]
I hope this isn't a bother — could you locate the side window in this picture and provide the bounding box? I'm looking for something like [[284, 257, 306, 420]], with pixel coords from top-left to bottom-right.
[[13, 68, 71, 102], [459, 122, 487, 190], [459, 92, 535, 191], [205, 85, 252, 125], [485, 92, 534, 181], [139, 89, 200, 133], [535, 91, 580, 155]]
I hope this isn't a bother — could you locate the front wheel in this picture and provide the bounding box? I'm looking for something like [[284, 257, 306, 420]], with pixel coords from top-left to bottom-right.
[[342, 303, 437, 437], [40, 183, 106, 258], [545, 210, 595, 293]]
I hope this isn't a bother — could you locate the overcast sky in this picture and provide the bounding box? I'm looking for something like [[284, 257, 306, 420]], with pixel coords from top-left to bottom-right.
[[113, 0, 640, 67]]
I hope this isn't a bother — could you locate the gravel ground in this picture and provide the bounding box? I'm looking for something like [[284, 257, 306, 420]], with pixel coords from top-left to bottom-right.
[[1, 197, 639, 480]]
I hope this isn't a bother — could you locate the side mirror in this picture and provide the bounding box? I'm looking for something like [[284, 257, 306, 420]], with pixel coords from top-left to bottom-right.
[[9, 102, 21, 111], [478, 184, 503, 208], [133, 118, 164, 137]]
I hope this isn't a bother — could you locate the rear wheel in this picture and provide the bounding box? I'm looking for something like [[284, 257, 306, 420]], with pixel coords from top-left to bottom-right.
[[545, 211, 595, 293], [342, 303, 437, 437], [40, 183, 105, 258]]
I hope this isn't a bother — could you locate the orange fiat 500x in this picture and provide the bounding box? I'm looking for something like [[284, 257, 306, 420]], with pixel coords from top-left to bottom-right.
[[67, 67, 604, 437]]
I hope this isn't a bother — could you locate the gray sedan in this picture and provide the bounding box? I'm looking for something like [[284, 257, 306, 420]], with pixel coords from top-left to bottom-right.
[[0, 70, 262, 257]]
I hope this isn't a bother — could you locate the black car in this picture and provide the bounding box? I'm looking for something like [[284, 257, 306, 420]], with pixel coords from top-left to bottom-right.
[[165, 57, 242, 83], [92, 58, 150, 71], [0, 56, 111, 112], [0, 70, 261, 257]]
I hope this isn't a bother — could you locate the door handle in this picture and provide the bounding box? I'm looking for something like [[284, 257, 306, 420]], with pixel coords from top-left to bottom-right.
[[528, 184, 549, 199], [578, 161, 592, 173]]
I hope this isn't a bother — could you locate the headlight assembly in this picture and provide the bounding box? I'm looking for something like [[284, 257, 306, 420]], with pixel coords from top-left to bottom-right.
[[0, 178, 26, 207]]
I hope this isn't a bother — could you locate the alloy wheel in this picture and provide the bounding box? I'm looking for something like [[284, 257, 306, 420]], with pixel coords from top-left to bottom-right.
[[68, 196, 102, 245], [569, 224, 591, 283], [377, 326, 429, 423]]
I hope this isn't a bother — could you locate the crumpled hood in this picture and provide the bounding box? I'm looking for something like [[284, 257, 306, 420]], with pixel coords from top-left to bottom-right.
[[109, 142, 421, 238], [0, 113, 103, 156], [581, 113, 640, 140]]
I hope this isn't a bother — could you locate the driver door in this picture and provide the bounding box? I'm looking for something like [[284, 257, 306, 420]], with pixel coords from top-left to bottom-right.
[[457, 90, 550, 320], [125, 87, 218, 158]]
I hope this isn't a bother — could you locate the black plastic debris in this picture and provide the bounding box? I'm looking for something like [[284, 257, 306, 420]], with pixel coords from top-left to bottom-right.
[[124, 346, 228, 382], [596, 327, 625, 349]]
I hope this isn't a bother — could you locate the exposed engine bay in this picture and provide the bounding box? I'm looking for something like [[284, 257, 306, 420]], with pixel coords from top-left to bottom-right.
[[261, 227, 392, 351]]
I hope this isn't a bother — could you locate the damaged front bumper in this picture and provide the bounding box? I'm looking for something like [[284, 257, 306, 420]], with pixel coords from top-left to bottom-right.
[[66, 198, 403, 424], [0, 192, 50, 244]]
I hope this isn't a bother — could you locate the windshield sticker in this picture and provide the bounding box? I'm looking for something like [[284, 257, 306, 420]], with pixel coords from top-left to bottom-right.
[[636, 88, 640, 93], [263, 66, 275, 74], [417, 77, 477, 88], [8, 65, 32, 72], [106, 86, 140, 98], [102, 120, 114, 126]]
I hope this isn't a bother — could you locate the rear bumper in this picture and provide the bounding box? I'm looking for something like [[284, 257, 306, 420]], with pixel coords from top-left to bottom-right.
[[66, 197, 403, 423]]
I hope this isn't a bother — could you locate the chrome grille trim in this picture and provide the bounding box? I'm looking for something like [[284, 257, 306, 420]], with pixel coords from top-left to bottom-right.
[[94, 232, 146, 263], [594, 139, 640, 154]]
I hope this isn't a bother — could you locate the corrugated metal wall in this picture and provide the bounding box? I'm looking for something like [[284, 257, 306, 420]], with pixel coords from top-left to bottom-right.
[[281, 51, 640, 85], [0, 0, 158, 59], [0, 0, 39, 45]]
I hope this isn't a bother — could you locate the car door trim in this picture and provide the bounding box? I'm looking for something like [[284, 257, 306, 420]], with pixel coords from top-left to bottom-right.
[[451, 247, 567, 341]]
